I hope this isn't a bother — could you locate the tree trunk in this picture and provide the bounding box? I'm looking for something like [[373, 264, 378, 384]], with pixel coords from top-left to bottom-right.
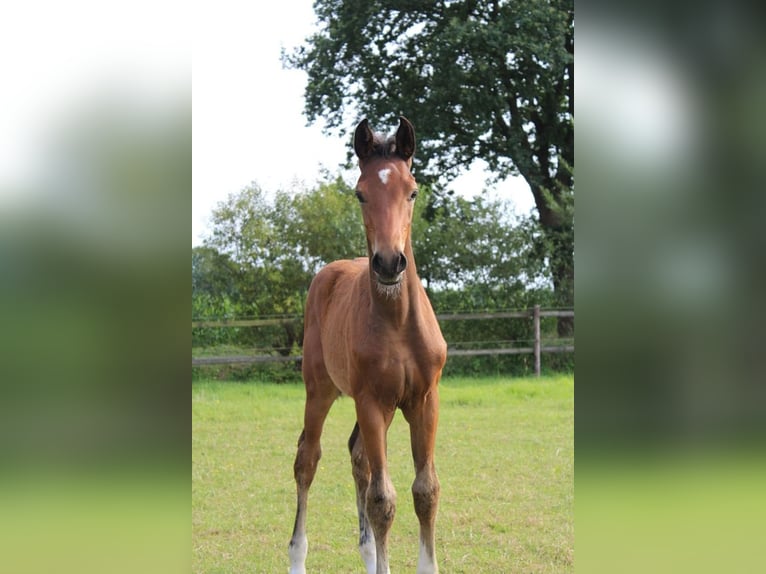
[[533, 186, 574, 338], [549, 227, 574, 337]]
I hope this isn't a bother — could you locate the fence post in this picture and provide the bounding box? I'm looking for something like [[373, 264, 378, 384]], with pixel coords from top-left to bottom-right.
[[533, 305, 541, 377]]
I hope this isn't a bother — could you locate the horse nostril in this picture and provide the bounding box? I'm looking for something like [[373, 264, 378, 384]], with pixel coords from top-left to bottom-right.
[[371, 253, 384, 275], [396, 253, 407, 274]]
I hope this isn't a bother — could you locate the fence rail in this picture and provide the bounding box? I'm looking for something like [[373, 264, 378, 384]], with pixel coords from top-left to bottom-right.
[[191, 309, 574, 328], [192, 317, 298, 328], [192, 307, 573, 376]]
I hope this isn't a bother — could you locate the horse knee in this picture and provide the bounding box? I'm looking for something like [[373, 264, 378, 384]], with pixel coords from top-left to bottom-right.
[[366, 474, 396, 532], [294, 431, 322, 488], [412, 469, 440, 520]]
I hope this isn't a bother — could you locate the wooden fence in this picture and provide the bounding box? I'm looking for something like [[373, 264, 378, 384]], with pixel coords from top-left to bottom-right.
[[192, 306, 573, 376]]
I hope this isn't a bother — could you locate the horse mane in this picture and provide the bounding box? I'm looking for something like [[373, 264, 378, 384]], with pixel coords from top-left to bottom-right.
[[370, 133, 398, 158], [354, 117, 415, 162]]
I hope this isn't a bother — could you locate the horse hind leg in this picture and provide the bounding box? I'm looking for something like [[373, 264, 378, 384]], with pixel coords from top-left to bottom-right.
[[288, 384, 337, 574], [349, 422, 376, 574], [288, 429, 311, 574]]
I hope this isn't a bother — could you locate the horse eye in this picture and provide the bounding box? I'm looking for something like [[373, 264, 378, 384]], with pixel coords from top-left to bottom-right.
[[409, 190, 418, 201], [355, 191, 366, 203]]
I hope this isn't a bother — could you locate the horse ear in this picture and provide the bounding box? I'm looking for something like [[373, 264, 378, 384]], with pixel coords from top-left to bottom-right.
[[395, 116, 416, 161], [354, 119, 374, 161]]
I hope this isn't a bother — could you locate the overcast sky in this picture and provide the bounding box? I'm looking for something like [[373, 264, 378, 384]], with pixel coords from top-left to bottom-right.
[[192, 1, 534, 246], [193, 1, 350, 245]]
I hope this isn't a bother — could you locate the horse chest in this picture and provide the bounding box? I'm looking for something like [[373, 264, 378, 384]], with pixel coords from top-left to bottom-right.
[[351, 327, 444, 392]]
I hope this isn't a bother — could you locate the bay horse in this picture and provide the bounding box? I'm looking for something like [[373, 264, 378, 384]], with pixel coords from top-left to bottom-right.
[[289, 117, 447, 574]]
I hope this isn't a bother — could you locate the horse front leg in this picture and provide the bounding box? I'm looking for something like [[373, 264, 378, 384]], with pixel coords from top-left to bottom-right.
[[404, 388, 441, 574], [355, 400, 397, 574]]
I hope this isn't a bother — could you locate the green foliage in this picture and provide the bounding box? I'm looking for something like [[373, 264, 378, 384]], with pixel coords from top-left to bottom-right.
[[285, 177, 366, 272], [192, 176, 572, 377], [285, 0, 573, 183], [414, 187, 549, 292], [284, 0, 574, 331], [192, 246, 239, 299], [192, 360, 302, 384]]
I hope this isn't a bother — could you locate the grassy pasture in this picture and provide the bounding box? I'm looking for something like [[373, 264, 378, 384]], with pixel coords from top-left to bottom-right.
[[192, 375, 573, 573]]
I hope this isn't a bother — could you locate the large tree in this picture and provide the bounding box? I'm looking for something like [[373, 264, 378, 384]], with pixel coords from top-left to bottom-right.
[[285, 0, 574, 335]]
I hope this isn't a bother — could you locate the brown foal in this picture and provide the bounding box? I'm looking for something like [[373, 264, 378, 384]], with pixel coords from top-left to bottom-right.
[[288, 117, 447, 574]]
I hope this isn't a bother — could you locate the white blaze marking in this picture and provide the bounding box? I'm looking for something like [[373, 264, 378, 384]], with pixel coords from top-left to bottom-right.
[[378, 168, 391, 185]]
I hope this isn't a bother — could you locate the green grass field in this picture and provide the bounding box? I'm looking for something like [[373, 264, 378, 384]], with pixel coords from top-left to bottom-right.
[[192, 375, 573, 573]]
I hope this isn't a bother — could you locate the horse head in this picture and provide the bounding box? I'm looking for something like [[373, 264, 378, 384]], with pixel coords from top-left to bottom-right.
[[353, 116, 418, 294]]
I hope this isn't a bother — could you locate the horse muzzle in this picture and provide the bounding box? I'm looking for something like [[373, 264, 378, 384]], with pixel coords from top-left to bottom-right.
[[371, 251, 407, 285]]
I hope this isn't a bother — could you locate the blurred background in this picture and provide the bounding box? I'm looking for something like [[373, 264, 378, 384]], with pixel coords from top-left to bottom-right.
[[0, 2, 189, 573], [577, 1, 766, 572]]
